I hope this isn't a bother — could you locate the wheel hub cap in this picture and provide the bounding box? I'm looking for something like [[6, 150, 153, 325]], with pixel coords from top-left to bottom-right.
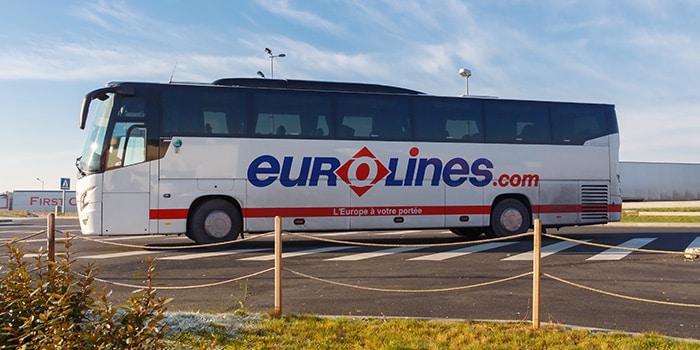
[[204, 210, 232, 238], [500, 208, 523, 232]]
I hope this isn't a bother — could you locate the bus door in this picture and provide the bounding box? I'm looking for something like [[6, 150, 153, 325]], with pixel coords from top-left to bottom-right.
[[101, 103, 152, 235]]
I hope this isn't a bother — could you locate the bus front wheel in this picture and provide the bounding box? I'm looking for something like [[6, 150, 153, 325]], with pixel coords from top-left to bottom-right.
[[487, 199, 530, 238], [188, 199, 242, 244]]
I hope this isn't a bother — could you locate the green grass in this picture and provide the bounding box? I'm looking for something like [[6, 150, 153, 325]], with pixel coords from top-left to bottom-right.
[[0, 210, 78, 218], [624, 207, 700, 212], [621, 215, 700, 223], [0, 210, 32, 217], [166, 314, 700, 349], [621, 208, 700, 223]]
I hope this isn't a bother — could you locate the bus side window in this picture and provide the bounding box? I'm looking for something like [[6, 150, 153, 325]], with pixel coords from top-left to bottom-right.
[[203, 112, 228, 134], [299, 114, 330, 138], [315, 115, 330, 137], [163, 89, 205, 136], [338, 124, 355, 137], [414, 97, 483, 142], [336, 94, 409, 140], [551, 104, 605, 145], [338, 116, 371, 138], [252, 90, 331, 138], [485, 101, 550, 144]]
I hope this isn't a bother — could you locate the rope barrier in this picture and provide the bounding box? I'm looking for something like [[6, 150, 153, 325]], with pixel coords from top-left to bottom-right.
[[284, 268, 533, 293], [69, 231, 276, 251], [544, 273, 700, 308], [287, 231, 532, 248], [11, 216, 700, 316], [76, 267, 275, 291], [543, 233, 688, 256], [6, 230, 47, 242]]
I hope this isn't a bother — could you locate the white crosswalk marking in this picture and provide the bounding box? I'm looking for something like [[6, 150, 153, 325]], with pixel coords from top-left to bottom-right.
[[325, 247, 422, 261], [160, 248, 269, 261], [238, 246, 354, 261], [502, 240, 588, 261], [686, 236, 700, 249], [58, 235, 688, 262], [408, 242, 517, 261], [78, 250, 164, 259], [378, 230, 422, 236], [586, 238, 657, 261], [310, 231, 366, 237]]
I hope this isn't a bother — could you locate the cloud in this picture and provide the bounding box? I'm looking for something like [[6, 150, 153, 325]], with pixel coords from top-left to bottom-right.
[[0, 44, 168, 81], [254, 0, 342, 33], [72, 1, 152, 33]]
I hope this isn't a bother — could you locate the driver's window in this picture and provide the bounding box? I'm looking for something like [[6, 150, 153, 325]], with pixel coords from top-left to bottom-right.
[[123, 126, 146, 166], [106, 122, 147, 169]]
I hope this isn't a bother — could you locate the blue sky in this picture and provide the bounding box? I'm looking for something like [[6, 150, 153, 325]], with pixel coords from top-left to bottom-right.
[[1, 0, 699, 192]]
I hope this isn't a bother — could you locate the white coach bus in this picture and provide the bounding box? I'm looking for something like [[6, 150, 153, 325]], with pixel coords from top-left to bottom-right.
[[76, 78, 621, 244]]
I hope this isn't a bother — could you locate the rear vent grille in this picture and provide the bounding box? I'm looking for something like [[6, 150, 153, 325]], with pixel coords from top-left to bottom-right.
[[580, 184, 609, 221]]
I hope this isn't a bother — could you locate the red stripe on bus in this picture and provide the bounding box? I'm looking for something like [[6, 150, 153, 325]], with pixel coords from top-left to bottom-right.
[[533, 204, 622, 214], [533, 204, 579, 214], [241, 205, 491, 218], [149, 203, 621, 220], [150, 209, 188, 220]]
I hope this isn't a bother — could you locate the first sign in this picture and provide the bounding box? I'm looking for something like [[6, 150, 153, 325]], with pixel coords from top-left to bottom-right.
[[60, 178, 70, 190]]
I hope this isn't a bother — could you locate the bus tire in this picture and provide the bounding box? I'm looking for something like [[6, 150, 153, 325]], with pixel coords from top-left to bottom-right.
[[449, 228, 484, 239], [487, 198, 530, 238], [188, 199, 242, 244]]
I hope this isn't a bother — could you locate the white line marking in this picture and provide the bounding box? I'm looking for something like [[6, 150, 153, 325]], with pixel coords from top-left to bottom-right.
[[325, 247, 422, 261], [238, 246, 354, 261], [502, 240, 588, 261], [408, 242, 518, 261], [378, 230, 422, 236], [160, 248, 269, 261], [686, 236, 700, 249], [78, 250, 165, 259], [586, 238, 657, 261], [309, 231, 367, 237]]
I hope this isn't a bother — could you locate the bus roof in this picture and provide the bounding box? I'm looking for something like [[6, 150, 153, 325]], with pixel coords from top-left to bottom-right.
[[211, 78, 425, 95]]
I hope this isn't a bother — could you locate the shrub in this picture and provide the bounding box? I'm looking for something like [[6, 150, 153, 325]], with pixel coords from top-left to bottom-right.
[[0, 236, 172, 349]]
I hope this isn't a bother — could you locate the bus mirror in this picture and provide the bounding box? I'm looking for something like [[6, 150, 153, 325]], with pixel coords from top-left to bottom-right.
[[79, 86, 136, 129]]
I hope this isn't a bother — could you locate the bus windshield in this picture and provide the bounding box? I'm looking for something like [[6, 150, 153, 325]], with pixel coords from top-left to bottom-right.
[[78, 93, 114, 175]]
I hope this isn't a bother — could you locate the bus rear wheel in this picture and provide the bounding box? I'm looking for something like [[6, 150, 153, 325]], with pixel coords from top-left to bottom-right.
[[487, 199, 530, 238], [188, 199, 242, 244]]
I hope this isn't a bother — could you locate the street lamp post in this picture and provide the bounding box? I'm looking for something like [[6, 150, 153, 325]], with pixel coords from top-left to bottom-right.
[[36, 177, 44, 190], [459, 68, 471, 95], [265, 47, 286, 79]]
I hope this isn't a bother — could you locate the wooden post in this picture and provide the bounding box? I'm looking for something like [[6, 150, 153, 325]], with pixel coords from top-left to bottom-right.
[[47, 213, 56, 262], [532, 219, 541, 330], [274, 216, 282, 316]]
